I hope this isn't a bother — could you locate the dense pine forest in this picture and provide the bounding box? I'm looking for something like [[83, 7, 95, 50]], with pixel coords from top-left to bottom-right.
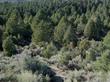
[[1, 0, 110, 82]]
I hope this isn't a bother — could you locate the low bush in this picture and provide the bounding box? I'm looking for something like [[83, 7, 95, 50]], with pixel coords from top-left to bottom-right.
[[17, 71, 50, 82]]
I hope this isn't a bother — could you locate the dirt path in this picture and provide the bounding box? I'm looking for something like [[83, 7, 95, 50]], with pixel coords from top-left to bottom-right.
[[49, 65, 68, 80]]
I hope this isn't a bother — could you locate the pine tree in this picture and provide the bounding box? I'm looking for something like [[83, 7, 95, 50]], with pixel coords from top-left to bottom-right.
[[84, 18, 95, 39], [2, 36, 16, 56], [63, 26, 78, 46], [24, 12, 33, 24], [94, 16, 103, 39], [84, 16, 102, 40], [5, 9, 32, 46], [31, 9, 47, 31], [32, 20, 53, 44], [77, 14, 87, 34], [5, 9, 22, 36], [54, 16, 70, 44], [31, 9, 53, 44], [35, 9, 47, 20], [51, 11, 62, 25]]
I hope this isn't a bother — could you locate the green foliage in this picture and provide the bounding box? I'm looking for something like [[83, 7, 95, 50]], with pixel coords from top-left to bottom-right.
[[1, 0, 110, 81], [103, 31, 110, 48], [5, 9, 22, 35], [63, 26, 78, 46], [84, 16, 102, 40], [24, 56, 48, 73], [4, 10, 32, 46], [0, 26, 3, 50], [0, 16, 6, 25], [14, 24, 32, 46], [86, 48, 96, 61], [51, 11, 62, 25], [94, 50, 110, 71], [24, 12, 33, 24], [31, 9, 53, 44], [58, 48, 72, 65], [79, 39, 90, 50], [54, 16, 71, 44], [77, 22, 85, 34], [43, 42, 58, 58], [77, 14, 87, 34], [84, 18, 95, 39], [2, 36, 16, 56], [104, 17, 110, 28], [32, 20, 53, 44]]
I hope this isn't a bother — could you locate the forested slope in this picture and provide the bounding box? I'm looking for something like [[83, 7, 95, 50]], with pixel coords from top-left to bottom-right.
[[0, 0, 110, 82]]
